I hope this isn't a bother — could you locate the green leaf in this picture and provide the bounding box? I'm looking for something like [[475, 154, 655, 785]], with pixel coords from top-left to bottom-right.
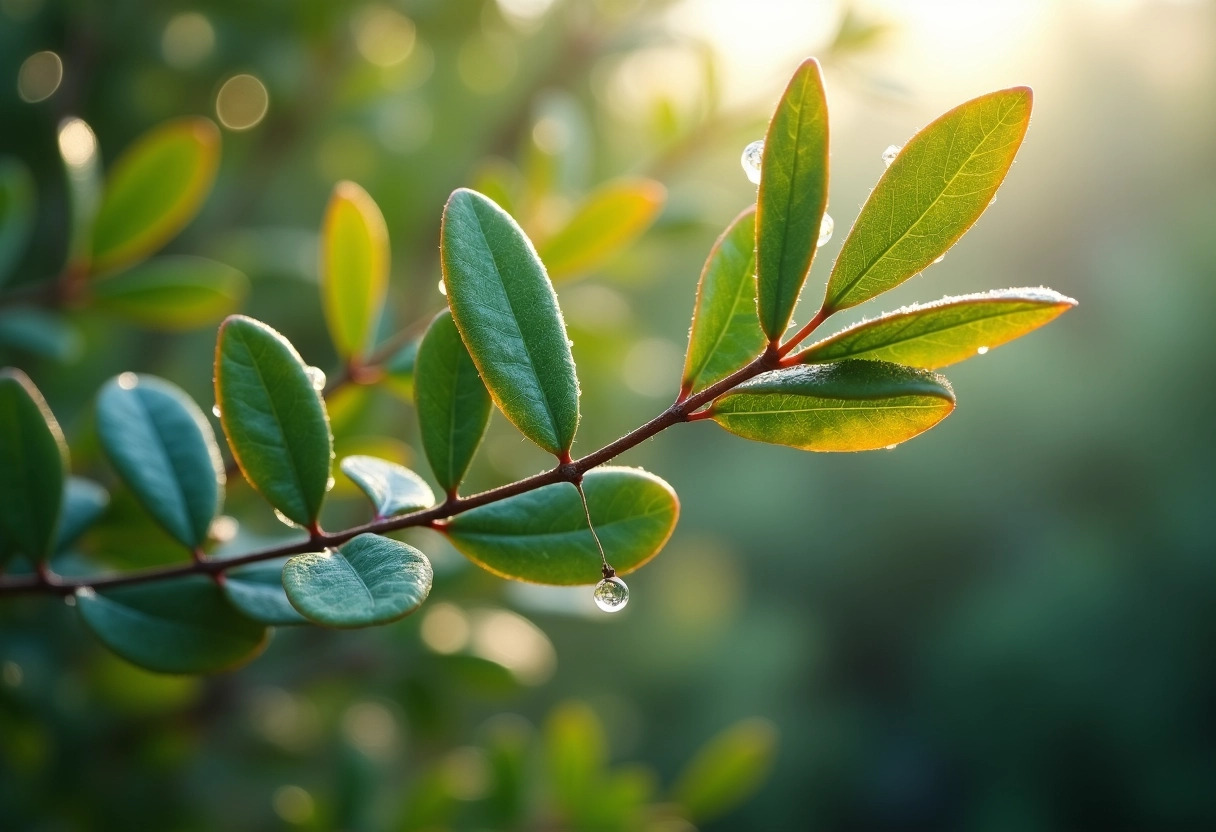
[[222, 558, 308, 626], [214, 315, 333, 528], [797, 288, 1076, 369], [282, 534, 433, 628], [382, 338, 419, 401], [538, 177, 666, 282], [340, 455, 435, 518], [445, 467, 679, 585], [440, 188, 580, 456], [55, 477, 109, 552], [91, 256, 248, 330], [414, 310, 491, 496], [56, 117, 102, 267], [76, 575, 268, 674], [545, 702, 606, 816], [709, 360, 955, 452], [320, 181, 389, 360], [0, 368, 67, 565], [0, 157, 36, 285], [91, 117, 221, 274], [671, 718, 777, 822], [96, 374, 224, 549], [0, 307, 82, 362], [681, 207, 765, 394], [823, 87, 1033, 313], [755, 57, 830, 342]]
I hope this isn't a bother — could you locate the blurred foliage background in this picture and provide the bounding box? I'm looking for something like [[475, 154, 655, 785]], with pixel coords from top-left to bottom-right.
[[3, 0, 1216, 829]]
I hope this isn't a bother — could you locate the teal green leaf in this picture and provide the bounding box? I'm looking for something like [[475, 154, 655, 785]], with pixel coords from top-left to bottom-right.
[[340, 455, 435, 518], [444, 467, 679, 585], [755, 57, 829, 342], [681, 207, 765, 394], [320, 181, 389, 360], [57, 117, 102, 267], [672, 718, 778, 822], [709, 360, 955, 452], [77, 575, 268, 674], [91, 256, 248, 330], [440, 188, 579, 456], [0, 307, 82, 362], [55, 477, 109, 552], [415, 310, 491, 495], [222, 558, 308, 626], [96, 374, 224, 549], [823, 87, 1033, 314], [0, 157, 36, 285], [91, 117, 221, 274], [797, 288, 1076, 369], [214, 315, 333, 528], [538, 177, 666, 282], [282, 534, 433, 628], [0, 368, 67, 565]]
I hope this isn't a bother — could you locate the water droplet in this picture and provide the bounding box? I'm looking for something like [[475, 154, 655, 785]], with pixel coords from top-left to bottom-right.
[[882, 145, 901, 168], [988, 196, 998, 207], [305, 366, 326, 391], [326, 476, 336, 492], [932, 254, 945, 265], [976, 345, 989, 355], [274, 509, 302, 529], [740, 139, 764, 185], [116, 372, 138, 390], [437, 278, 447, 296], [817, 213, 834, 248], [885, 443, 898, 450], [212, 404, 222, 418], [593, 576, 629, 613]]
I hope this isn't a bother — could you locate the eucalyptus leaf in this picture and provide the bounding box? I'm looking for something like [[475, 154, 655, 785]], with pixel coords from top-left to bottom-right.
[[222, 558, 308, 626], [538, 177, 666, 282], [54, 477, 110, 553], [320, 181, 389, 360], [0, 368, 67, 565], [340, 455, 435, 518], [91, 256, 248, 330], [440, 188, 579, 456], [0, 157, 36, 285], [709, 360, 955, 452], [282, 534, 433, 628]]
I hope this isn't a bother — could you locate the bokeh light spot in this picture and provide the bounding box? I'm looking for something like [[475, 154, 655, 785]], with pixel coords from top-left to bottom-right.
[[354, 4, 417, 68], [57, 117, 98, 168], [271, 785, 314, 824], [161, 12, 216, 70], [17, 50, 63, 103], [420, 602, 471, 654], [215, 73, 269, 131]]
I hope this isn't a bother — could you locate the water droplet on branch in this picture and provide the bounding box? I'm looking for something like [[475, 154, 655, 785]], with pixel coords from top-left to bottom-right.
[[593, 576, 629, 613], [740, 139, 764, 185], [882, 145, 901, 168], [817, 213, 834, 248]]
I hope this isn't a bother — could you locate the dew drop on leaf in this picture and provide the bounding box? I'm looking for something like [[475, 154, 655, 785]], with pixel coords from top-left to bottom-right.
[[885, 443, 897, 450], [882, 144, 900, 168], [932, 254, 945, 265], [325, 476, 336, 492], [211, 404, 222, 418], [976, 345, 989, 355], [817, 213, 834, 248], [593, 576, 629, 613], [273, 509, 302, 529], [437, 278, 447, 296], [305, 366, 326, 391], [740, 139, 764, 185]]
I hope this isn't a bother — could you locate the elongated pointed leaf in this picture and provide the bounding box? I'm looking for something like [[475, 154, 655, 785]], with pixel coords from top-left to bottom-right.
[[92, 256, 248, 330], [445, 467, 679, 585], [682, 207, 765, 394], [415, 310, 491, 495], [320, 181, 389, 360], [97, 374, 224, 549], [823, 87, 1032, 313], [91, 117, 221, 274], [214, 315, 333, 528], [798, 288, 1076, 369], [672, 718, 777, 823], [55, 477, 109, 552], [283, 534, 433, 628], [223, 558, 308, 625], [756, 58, 829, 342], [709, 360, 955, 452], [0, 368, 67, 565], [538, 177, 666, 282], [441, 188, 579, 456], [77, 576, 268, 674], [0, 157, 36, 285], [340, 455, 435, 518]]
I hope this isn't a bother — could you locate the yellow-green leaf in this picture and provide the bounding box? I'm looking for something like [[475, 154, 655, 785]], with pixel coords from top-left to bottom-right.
[[671, 718, 777, 822], [320, 181, 390, 361], [538, 177, 666, 282]]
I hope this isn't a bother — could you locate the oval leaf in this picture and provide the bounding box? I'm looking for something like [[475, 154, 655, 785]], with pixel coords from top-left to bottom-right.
[[445, 467, 679, 585], [283, 534, 433, 628], [415, 310, 492, 496], [797, 288, 1076, 369], [92, 255, 248, 330], [222, 558, 308, 626], [681, 207, 765, 395], [440, 188, 580, 456], [538, 177, 666, 282], [320, 181, 389, 360], [756, 57, 830, 342], [0, 368, 67, 565], [709, 360, 955, 452], [91, 117, 221, 274], [55, 477, 110, 553], [340, 455, 435, 518], [96, 374, 224, 549], [214, 315, 333, 528], [823, 87, 1032, 313], [77, 576, 268, 674], [0, 157, 36, 285], [672, 718, 778, 822]]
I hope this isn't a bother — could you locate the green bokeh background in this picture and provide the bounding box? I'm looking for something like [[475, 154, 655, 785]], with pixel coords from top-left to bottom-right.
[[3, 0, 1215, 829]]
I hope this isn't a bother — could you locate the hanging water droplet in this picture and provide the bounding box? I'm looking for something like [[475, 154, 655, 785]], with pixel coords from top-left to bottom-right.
[[211, 404, 222, 418], [740, 139, 764, 185], [976, 345, 989, 355], [437, 278, 447, 296], [273, 509, 302, 529], [326, 476, 336, 492], [593, 576, 629, 613], [817, 213, 834, 248], [932, 254, 945, 265], [305, 366, 326, 391], [882, 145, 901, 168]]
